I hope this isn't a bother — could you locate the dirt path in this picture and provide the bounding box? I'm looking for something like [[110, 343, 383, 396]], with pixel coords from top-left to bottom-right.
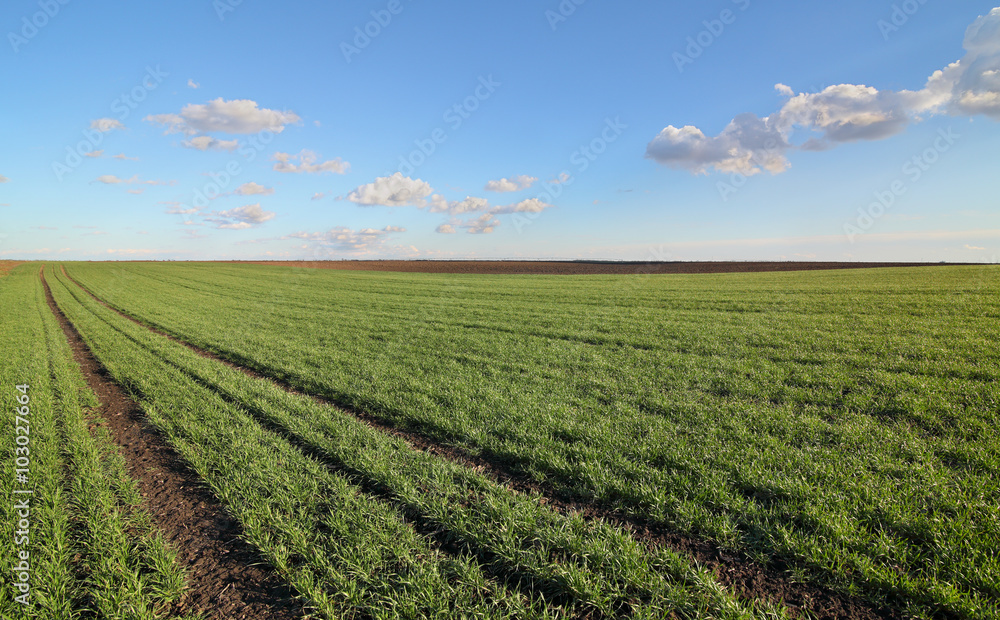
[[41, 268, 305, 620], [58, 266, 903, 620]]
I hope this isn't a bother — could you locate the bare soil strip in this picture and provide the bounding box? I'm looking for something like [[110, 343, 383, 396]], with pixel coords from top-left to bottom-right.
[[61, 266, 903, 620], [234, 259, 962, 276], [0, 260, 24, 277], [41, 268, 305, 620]]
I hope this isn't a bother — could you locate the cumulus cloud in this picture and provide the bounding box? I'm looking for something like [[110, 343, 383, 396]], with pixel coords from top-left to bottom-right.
[[460, 213, 500, 234], [272, 150, 349, 174], [492, 198, 554, 214], [210, 203, 276, 229], [182, 135, 240, 152], [95, 174, 169, 186], [436, 224, 456, 234], [485, 175, 538, 192], [646, 7, 1000, 175], [145, 98, 300, 135], [232, 182, 274, 196], [646, 115, 790, 176], [285, 225, 406, 254], [311, 192, 326, 201], [162, 201, 198, 215], [347, 173, 437, 207], [91, 118, 124, 132], [431, 196, 491, 215], [187, 79, 199, 89]]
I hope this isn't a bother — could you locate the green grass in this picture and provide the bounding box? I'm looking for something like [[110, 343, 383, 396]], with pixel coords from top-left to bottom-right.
[[62, 260, 1000, 619], [46, 262, 777, 618], [0, 264, 189, 619]]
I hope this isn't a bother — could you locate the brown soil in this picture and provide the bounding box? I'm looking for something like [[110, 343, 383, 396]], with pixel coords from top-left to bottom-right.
[[236, 260, 959, 275], [59, 268, 905, 619], [40, 268, 305, 620], [0, 260, 23, 277]]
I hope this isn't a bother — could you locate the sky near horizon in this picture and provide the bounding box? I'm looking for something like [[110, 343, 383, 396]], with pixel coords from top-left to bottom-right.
[[1, 1, 999, 262]]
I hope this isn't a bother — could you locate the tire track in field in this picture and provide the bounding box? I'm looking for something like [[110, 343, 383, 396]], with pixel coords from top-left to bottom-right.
[[41, 268, 306, 620], [60, 265, 903, 620]]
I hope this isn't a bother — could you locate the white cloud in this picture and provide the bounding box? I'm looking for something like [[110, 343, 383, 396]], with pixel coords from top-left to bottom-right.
[[187, 79, 200, 89], [145, 98, 300, 135], [96, 174, 169, 186], [347, 173, 436, 206], [485, 175, 537, 192], [285, 225, 406, 254], [91, 118, 124, 132], [311, 192, 326, 201], [431, 196, 491, 215], [966, 244, 987, 250], [646, 116, 790, 176], [182, 135, 240, 152], [492, 198, 554, 214], [436, 224, 456, 234], [647, 7, 1000, 175], [84, 150, 104, 159], [0, 174, 8, 183], [232, 182, 274, 196], [162, 201, 198, 215], [459, 213, 500, 235], [127, 189, 144, 195], [211, 203, 276, 229], [272, 150, 349, 174], [112, 153, 139, 161]]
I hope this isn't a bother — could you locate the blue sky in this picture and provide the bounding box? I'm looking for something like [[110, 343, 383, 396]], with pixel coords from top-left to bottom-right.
[[1, 0, 999, 262]]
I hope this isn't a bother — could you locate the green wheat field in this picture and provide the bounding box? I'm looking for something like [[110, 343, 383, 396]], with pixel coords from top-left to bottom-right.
[[2, 261, 997, 619]]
